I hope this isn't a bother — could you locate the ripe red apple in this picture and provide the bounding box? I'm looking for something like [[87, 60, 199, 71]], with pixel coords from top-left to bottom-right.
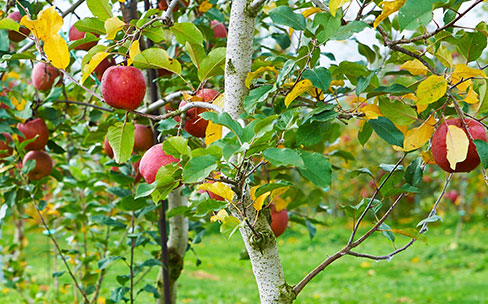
[[133, 159, 142, 183], [0, 133, 13, 159], [445, 190, 459, 204], [22, 150, 53, 180], [18, 118, 49, 151], [32, 62, 60, 91], [7, 11, 30, 42], [134, 124, 154, 152], [270, 204, 288, 237], [158, 0, 188, 11], [68, 24, 98, 51], [101, 66, 146, 111], [94, 57, 115, 80], [139, 143, 179, 184], [210, 20, 227, 39], [179, 89, 219, 138], [104, 136, 114, 158], [431, 118, 487, 173]]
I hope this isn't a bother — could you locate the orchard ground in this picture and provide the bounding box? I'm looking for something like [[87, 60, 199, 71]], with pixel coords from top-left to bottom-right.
[[1, 215, 487, 304]]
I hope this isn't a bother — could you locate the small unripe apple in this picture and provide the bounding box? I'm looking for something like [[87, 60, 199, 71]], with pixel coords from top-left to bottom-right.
[[101, 66, 146, 111], [68, 24, 98, 51], [0, 133, 13, 159], [18, 118, 49, 151], [140, 143, 179, 184], [178, 89, 220, 138], [270, 204, 288, 237], [431, 118, 487, 173], [32, 62, 60, 91], [7, 12, 30, 42], [94, 57, 116, 80], [104, 136, 114, 158], [22, 150, 53, 180], [210, 20, 227, 39], [134, 124, 155, 152]]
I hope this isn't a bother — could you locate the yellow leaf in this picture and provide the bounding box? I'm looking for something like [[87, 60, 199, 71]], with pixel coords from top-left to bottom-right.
[[250, 186, 270, 212], [360, 104, 383, 120], [403, 115, 436, 152], [210, 209, 229, 222], [127, 40, 140, 66], [81, 52, 109, 84], [421, 150, 436, 165], [205, 120, 222, 146], [284, 79, 314, 108], [198, 182, 235, 202], [105, 17, 125, 40], [416, 75, 447, 105], [329, 0, 351, 17], [11, 96, 26, 111], [44, 35, 70, 69], [212, 93, 225, 109], [270, 187, 289, 211], [20, 7, 63, 40], [245, 66, 278, 88], [328, 80, 345, 92], [464, 87, 478, 104], [262, 3, 276, 14], [445, 125, 469, 170], [373, 0, 406, 29], [302, 7, 322, 18], [435, 45, 452, 68], [416, 103, 428, 114], [451, 64, 487, 83], [273, 196, 288, 212], [457, 79, 471, 92], [395, 124, 408, 135], [199, 1, 213, 13], [400, 59, 428, 76]]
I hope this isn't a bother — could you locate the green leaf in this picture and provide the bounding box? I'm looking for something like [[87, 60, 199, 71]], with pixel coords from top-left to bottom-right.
[[119, 196, 148, 211], [398, 0, 438, 31], [91, 215, 126, 228], [298, 151, 331, 188], [86, 0, 113, 21], [263, 148, 304, 168], [417, 215, 443, 227], [456, 31, 487, 62], [330, 21, 368, 40], [379, 223, 395, 242], [167, 206, 191, 218], [357, 42, 377, 64], [378, 97, 417, 126], [142, 27, 166, 43], [185, 42, 205, 68], [255, 181, 293, 198], [405, 157, 423, 187], [98, 256, 123, 270], [135, 182, 157, 199], [244, 85, 275, 114], [268, 6, 306, 31], [182, 155, 218, 183], [369, 117, 404, 147], [74, 18, 106, 35], [302, 67, 331, 92], [139, 284, 160, 299], [0, 18, 19, 31], [305, 220, 316, 240], [358, 122, 373, 146], [133, 48, 182, 74], [52, 271, 66, 278], [200, 112, 243, 139], [162, 136, 191, 159], [171, 22, 204, 46], [297, 121, 327, 146], [367, 84, 413, 98], [220, 215, 242, 239], [198, 47, 226, 81], [107, 122, 135, 164], [474, 139, 488, 169], [195, 199, 227, 217], [313, 12, 341, 42]]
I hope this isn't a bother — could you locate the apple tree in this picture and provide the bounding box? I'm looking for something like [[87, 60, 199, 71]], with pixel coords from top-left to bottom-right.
[[1, 0, 488, 303]]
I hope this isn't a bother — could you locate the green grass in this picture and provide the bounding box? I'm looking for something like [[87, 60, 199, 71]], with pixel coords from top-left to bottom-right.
[[1, 217, 488, 303]]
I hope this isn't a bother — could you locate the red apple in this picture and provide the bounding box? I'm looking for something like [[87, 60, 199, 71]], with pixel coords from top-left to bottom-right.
[[68, 24, 98, 51], [133, 159, 142, 183], [139, 143, 179, 184], [104, 136, 114, 158], [178, 89, 219, 138], [210, 20, 227, 39], [270, 204, 288, 237], [7, 11, 30, 42], [94, 57, 115, 80], [431, 118, 487, 173], [445, 190, 459, 204], [32, 62, 60, 91], [158, 0, 189, 11], [18, 118, 49, 151], [0, 133, 13, 159], [22, 150, 53, 180], [134, 124, 154, 152], [101, 66, 146, 111]]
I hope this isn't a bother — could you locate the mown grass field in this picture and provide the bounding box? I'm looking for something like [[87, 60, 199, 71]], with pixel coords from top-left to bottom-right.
[[1, 216, 487, 303]]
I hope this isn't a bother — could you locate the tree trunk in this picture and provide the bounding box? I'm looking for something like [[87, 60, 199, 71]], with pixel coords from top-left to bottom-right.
[[224, 1, 295, 303], [156, 186, 188, 304]]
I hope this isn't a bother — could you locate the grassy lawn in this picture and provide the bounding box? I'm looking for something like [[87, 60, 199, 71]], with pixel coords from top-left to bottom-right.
[[1, 216, 487, 303]]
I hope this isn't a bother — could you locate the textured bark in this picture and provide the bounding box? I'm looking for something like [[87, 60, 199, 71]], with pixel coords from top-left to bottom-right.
[[224, 1, 294, 303], [156, 187, 188, 304]]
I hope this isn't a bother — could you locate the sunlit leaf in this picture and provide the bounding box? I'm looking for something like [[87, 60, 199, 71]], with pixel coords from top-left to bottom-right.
[[329, 0, 350, 17], [105, 17, 125, 40], [400, 59, 428, 76], [416, 75, 447, 105], [81, 51, 108, 84], [445, 125, 469, 170], [373, 0, 406, 29], [403, 115, 436, 152], [284, 79, 314, 108], [198, 182, 235, 203], [127, 40, 140, 66]]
